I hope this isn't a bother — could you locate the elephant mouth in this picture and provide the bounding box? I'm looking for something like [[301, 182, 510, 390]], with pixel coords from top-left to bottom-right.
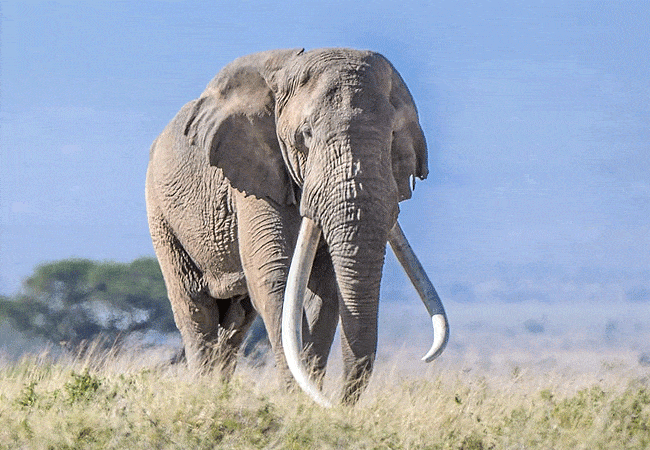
[[281, 216, 449, 407]]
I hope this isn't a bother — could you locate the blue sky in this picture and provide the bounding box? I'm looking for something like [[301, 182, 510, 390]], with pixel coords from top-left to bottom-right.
[[1, 1, 649, 304]]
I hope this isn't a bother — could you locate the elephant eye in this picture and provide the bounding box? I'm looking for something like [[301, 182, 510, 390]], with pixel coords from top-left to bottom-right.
[[297, 125, 313, 151], [302, 128, 312, 147]]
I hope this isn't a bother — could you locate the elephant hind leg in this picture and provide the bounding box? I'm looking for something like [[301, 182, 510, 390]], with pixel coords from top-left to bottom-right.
[[148, 210, 255, 378], [188, 293, 257, 379], [210, 294, 258, 376]]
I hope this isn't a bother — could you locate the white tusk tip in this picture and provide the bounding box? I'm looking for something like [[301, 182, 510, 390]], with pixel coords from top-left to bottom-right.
[[421, 314, 449, 363]]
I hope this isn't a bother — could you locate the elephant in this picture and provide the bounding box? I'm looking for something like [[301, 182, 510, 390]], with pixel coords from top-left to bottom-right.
[[145, 48, 449, 406]]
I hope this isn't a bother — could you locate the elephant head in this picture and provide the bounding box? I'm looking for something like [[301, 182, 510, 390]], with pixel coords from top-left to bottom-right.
[[184, 48, 448, 405]]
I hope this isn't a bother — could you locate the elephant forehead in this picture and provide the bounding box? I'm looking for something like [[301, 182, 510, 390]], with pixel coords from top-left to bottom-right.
[[285, 49, 388, 90], [299, 48, 377, 69]]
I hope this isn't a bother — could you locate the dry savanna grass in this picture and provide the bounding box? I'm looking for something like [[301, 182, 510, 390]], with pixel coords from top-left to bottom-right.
[[0, 338, 648, 450]]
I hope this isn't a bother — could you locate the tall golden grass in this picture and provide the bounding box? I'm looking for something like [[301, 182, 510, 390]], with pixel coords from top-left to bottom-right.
[[0, 338, 647, 449]]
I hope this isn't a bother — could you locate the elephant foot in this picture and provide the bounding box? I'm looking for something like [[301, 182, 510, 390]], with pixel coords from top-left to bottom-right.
[[341, 356, 374, 405]]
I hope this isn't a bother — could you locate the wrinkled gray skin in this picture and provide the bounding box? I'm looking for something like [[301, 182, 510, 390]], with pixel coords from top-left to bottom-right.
[[146, 48, 428, 403]]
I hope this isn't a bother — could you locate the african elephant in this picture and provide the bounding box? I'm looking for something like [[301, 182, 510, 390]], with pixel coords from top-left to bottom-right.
[[146, 48, 449, 406]]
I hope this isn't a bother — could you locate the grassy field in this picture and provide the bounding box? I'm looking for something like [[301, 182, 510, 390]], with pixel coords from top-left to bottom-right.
[[1, 300, 649, 449], [0, 346, 648, 448]]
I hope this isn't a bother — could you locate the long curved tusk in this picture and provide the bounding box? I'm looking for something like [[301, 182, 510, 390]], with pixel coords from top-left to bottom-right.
[[281, 217, 332, 408], [388, 221, 449, 362]]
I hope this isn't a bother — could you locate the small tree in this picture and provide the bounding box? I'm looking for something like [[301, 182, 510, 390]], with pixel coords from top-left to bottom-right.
[[0, 257, 176, 348]]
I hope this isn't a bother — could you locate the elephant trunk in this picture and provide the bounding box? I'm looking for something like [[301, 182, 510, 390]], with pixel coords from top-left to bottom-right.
[[321, 192, 390, 404], [297, 136, 397, 403]]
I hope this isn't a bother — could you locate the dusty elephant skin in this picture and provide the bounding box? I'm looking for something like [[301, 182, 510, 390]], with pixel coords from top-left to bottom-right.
[[146, 48, 447, 405]]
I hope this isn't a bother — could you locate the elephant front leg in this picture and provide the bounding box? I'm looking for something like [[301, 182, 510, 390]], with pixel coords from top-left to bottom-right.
[[235, 191, 339, 388], [234, 191, 302, 386], [302, 245, 339, 384]]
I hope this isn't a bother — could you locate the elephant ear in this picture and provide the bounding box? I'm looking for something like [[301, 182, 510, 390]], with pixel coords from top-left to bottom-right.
[[388, 66, 429, 201], [183, 49, 303, 205]]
